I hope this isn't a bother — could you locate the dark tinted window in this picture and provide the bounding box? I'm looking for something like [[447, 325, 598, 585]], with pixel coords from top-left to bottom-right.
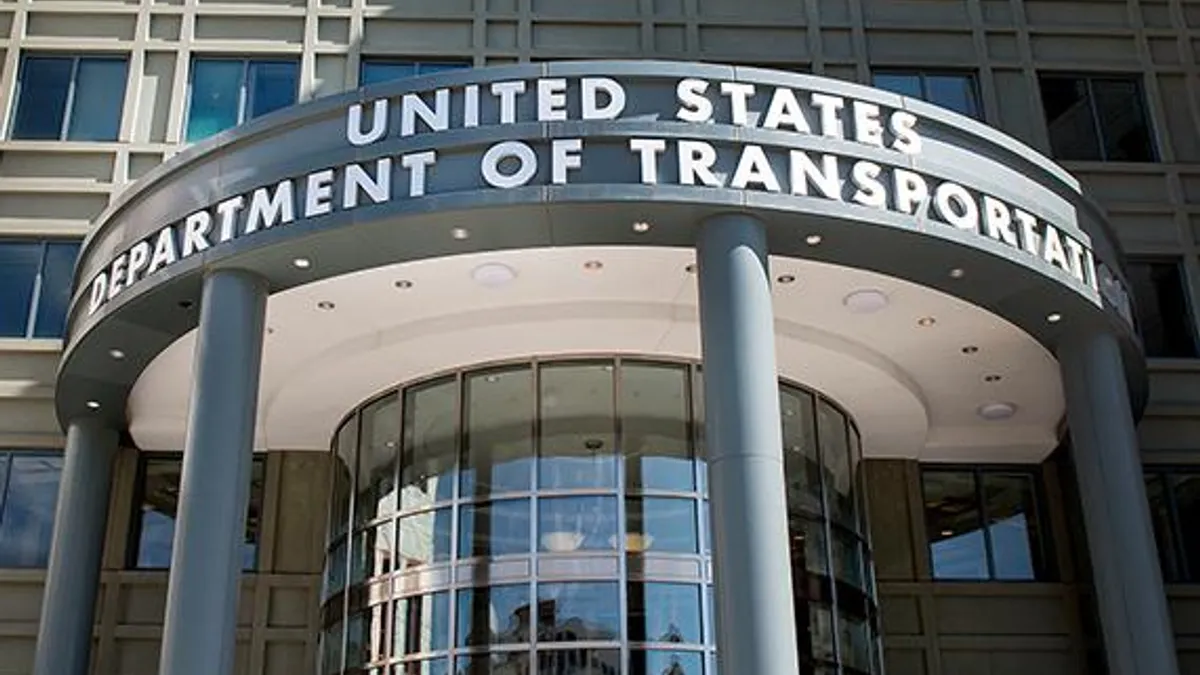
[[922, 466, 1049, 581], [186, 59, 298, 142], [1127, 258, 1197, 358], [0, 240, 81, 338], [34, 242, 83, 338], [872, 70, 981, 118], [12, 56, 127, 141], [0, 452, 63, 568], [248, 61, 299, 118], [1039, 74, 1156, 161], [129, 454, 265, 569], [359, 60, 469, 86], [1146, 469, 1200, 583]]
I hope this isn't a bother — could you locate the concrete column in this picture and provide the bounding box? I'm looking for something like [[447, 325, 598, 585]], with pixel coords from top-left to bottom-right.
[[32, 419, 119, 675], [695, 213, 801, 675], [1058, 329, 1180, 675], [159, 269, 268, 675]]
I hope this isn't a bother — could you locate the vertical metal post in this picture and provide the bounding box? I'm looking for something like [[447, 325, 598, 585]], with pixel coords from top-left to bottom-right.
[[33, 418, 119, 675], [1058, 329, 1180, 675], [158, 268, 268, 675], [695, 212, 801, 675]]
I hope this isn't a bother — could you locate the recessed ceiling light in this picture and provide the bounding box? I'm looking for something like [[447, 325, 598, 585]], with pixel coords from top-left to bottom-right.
[[583, 260, 603, 271], [109, 348, 125, 360], [317, 301, 336, 310], [472, 262, 517, 287], [451, 227, 470, 240], [842, 289, 889, 314], [1047, 312, 1062, 323], [961, 345, 979, 354], [949, 267, 966, 279], [984, 374, 1002, 383], [977, 401, 1017, 420], [917, 316, 936, 327], [632, 221, 651, 233], [86, 400, 101, 410], [805, 234, 823, 246], [292, 257, 311, 269], [776, 274, 796, 284], [395, 280, 413, 289]]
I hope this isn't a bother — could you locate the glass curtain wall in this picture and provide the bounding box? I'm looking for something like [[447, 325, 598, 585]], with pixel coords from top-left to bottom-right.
[[321, 357, 879, 675]]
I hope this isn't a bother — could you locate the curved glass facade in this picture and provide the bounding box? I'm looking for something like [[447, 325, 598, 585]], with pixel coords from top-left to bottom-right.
[[321, 358, 880, 675]]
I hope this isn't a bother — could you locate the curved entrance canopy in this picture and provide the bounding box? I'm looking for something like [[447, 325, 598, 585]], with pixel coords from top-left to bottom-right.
[[56, 60, 1143, 431]]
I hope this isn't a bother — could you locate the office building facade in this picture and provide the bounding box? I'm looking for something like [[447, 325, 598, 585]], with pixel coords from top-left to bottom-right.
[[1, 2, 1200, 675]]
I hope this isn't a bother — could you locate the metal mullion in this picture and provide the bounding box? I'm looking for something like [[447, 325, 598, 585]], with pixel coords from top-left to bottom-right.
[[976, 469, 998, 581], [1164, 471, 1192, 582], [1083, 77, 1109, 162], [337, 410, 363, 674], [387, 387, 406, 663], [1026, 469, 1050, 581], [239, 59, 251, 126], [59, 57, 80, 140], [814, 399, 844, 674], [123, 453, 150, 569], [613, 357, 630, 675], [0, 454, 12, 530], [23, 241, 46, 338], [529, 356, 541, 666], [684, 359, 709, 663], [445, 370, 464, 674], [834, 413, 866, 599]]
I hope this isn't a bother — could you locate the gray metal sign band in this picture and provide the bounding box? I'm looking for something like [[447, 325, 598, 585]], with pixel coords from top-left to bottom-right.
[[56, 60, 1145, 428]]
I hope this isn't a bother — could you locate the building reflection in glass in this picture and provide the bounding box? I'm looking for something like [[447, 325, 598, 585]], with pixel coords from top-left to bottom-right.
[[321, 358, 880, 675]]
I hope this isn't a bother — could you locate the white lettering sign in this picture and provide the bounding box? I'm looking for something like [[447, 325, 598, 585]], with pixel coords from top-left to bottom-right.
[[84, 74, 1104, 318]]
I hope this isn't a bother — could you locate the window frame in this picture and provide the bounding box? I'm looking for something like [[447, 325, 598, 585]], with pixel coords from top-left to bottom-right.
[[1038, 71, 1159, 162], [920, 464, 1052, 582], [184, 56, 300, 142], [10, 53, 129, 142], [126, 451, 267, 571], [0, 238, 82, 339], [870, 68, 983, 119], [1145, 466, 1200, 583]]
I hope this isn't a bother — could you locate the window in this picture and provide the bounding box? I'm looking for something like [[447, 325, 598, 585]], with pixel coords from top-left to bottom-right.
[[11, 55, 128, 141], [359, 60, 470, 87], [922, 466, 1049, 581], [1039, 74, 1156, 161], [1126, 258, 1198, 358], [128, 454, 266, 570], [186, 58, 298, 142], [872, 69, 981, 119], [0, 452, 63, 568], [1145, 469, 1200, 582], [0, 239, 81, 338]]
